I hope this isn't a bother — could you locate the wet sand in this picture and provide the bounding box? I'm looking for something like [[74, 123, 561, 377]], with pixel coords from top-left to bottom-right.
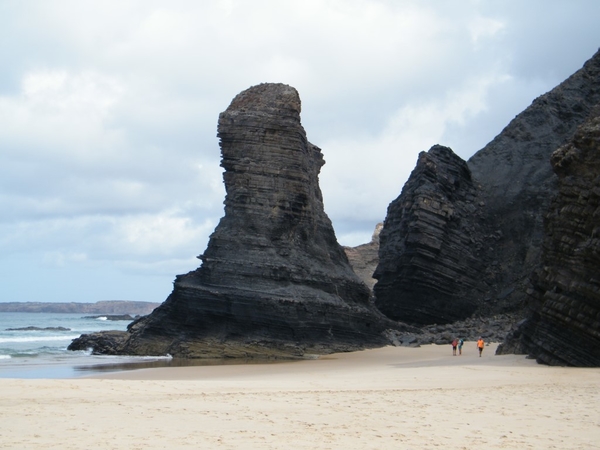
[[1, 343, 599, 449]]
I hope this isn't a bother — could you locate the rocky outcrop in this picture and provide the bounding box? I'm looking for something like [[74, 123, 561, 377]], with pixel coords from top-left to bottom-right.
[[497, 109, 600, 366], [373, 49, 600, 326], [343, 223, 382, 291], [387, 313, 519, 347], [373, 145, 485, 325], [69, 330, 130, 355], [71, 83, 406, 359]]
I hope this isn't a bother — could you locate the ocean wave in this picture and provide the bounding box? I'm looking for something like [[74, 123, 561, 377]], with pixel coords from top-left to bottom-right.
[[0, 335, 81, 344], [96, 316, 107, 321], [0, 354, 10, 359]]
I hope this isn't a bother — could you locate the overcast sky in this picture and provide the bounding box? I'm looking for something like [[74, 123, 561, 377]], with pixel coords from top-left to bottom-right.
[[1, 1, 599, 303]]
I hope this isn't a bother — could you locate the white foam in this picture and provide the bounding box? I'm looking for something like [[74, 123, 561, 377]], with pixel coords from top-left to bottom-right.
[[96, 316, 108, 321], [0, 354, 11, 359]]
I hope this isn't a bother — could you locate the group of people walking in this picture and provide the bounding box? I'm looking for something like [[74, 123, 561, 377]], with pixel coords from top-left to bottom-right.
[[451, 337, 485, 356]]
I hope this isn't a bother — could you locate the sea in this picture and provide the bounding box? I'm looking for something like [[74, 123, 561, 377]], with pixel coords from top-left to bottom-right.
[[0, 312, 171, 379]]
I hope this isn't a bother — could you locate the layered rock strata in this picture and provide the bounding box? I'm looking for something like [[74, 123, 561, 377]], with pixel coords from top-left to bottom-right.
[[70, 83, 403, 359], [467, 48, 600, 312], [497, 109, 600, 366], [373, 145, 485, 324], [373, 49, 600, 326]]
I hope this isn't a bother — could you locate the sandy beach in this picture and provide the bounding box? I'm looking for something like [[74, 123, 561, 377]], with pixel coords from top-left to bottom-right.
[[1, 342, 599, 449]]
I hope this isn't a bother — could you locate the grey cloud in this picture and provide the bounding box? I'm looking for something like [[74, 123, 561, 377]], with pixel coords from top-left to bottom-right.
[[2, 1, 600, 302]]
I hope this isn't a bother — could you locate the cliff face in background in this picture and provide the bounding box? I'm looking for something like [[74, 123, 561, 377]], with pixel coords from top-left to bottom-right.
[[77, 83, 402, 359], [343, 223, 382, 291], [374, 49, 600, 326], [498, 109, 600, 366], [374, 145, 485, 324]]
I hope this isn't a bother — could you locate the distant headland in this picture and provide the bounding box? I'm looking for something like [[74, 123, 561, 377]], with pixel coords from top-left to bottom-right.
[[0, 301, 160, 315]]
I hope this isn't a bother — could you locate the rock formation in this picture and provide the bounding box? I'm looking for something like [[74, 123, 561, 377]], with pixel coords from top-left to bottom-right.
[[467, 48, 600, 312], [497, 108, 600, 366], [70, 83, 404, 359], [374, 49, 600, 326], [373, 145, 485, 324], [343, 223, 382, 291]]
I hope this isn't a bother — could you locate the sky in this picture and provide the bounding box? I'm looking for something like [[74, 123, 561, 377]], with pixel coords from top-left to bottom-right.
[[1, 0, 599, 304]]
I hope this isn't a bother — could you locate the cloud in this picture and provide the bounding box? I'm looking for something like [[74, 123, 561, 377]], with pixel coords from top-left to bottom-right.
[[319, 70, 513, 244], [1, 0, 600, 301]]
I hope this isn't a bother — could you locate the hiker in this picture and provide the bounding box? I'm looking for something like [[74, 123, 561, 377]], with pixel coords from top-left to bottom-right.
[[477, 337, 485, 357], [458, 338, 464, 355], [451, 338, 458, 356]]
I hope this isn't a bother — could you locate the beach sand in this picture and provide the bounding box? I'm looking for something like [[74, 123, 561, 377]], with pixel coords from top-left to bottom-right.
[[1, 343, 599, 449]]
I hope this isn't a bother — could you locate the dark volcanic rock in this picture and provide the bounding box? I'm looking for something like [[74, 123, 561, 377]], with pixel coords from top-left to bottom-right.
[[74, 83, 405, 359], [374, 49, 600, 326], [343, 223, 382, 291], [497, 109, 600, 366], [467, 49, 600, 313], [373, 145, 485, 325], [68, 330, 129, 355]]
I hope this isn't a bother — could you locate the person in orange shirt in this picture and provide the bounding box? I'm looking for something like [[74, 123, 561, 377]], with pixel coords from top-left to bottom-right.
[[477, 337, 485, 357]]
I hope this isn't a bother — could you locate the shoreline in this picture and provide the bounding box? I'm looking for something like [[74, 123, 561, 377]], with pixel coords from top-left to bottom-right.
[[2, 343, 599, 449]]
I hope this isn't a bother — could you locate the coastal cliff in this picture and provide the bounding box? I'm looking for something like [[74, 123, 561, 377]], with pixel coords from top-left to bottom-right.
[[497, 108, 600, 366], [374, 49, 600, 326], [467, 48, 600, 313]]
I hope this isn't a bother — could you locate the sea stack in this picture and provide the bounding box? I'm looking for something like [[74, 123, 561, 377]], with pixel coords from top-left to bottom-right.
[[72, 83, 399, 358]]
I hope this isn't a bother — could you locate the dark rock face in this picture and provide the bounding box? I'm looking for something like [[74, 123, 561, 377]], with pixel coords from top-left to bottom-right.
[[387, 313, 519, 347], [374, 49, 600, 326], [343, 223, 382, 291], [467, 49, 600, 312], [74, 83, 403, 359], [373, 145, 485, 325], [68, 330, 129, 355], [497, 110, 600, 366]]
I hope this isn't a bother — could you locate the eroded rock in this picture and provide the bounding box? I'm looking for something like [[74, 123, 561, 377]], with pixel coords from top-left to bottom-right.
[[374, 145, 485, 324], [73, 83, 406, 359]]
